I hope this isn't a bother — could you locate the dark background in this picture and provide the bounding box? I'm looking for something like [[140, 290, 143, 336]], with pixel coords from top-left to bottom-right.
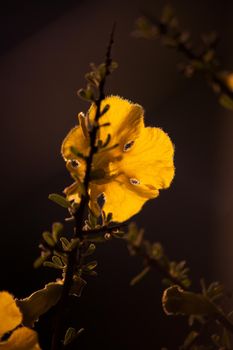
[[1, 0, 233, 349]]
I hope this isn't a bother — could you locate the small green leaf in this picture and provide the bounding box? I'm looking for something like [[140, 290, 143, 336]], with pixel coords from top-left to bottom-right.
[[52, 255, 64, 268], [85, 71, 100, 87], [182, 331, 199, 349], [64, 327, 76, 345], [86, 235, 106, 243], [181, 278, 191, 289], [83, 260, 97, 271], [151, 242, 164, 260], [130, 266, 150, 286], [87, 209, 98, 229], [204, 281, 224, 302], [48, 193, 71, 208], [77, 86, 95, 102], [54, 251, 68, 266], [85, 270, 98, 277], [63, 327, 85, 346], [59, 237, 80, 252], [69, 238, 80, 251], [43, 261, 61, 269], [52, 222, 63, 241], [84, 243, 96, 256], [42, 231, 55, 247], [33, 251, 50, 269], [60, 237, 70, 251], [70, 275, 87, 297], [98, 63, 107, 79], [127, 222, 144, 247]]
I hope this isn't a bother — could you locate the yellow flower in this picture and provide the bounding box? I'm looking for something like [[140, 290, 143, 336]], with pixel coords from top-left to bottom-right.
[[62, 96, 175, 222], [0, 291, 41, 350]]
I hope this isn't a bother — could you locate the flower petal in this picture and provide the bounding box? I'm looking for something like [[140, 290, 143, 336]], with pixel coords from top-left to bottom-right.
[[89, 176, 157, 222], [0, 292, 22, 338], [89, 96, 144, 150], [119, 127, 175, 193], [61, 125, 89, 160], [61, 126, 88, 181], [0, 327, 41, 350]]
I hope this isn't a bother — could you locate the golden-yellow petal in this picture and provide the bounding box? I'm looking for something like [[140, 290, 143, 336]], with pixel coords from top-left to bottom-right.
[[0, 327, 41, 350], [61, 126, 88, 181], [61, 125, 89, 160], [0, 292, 22, 338], [61, 97, 175, 221], [62, 96, 145, 190], [89, 177, 157, 222], [89, 96, 144, 150], [119, 127, 175, 192]]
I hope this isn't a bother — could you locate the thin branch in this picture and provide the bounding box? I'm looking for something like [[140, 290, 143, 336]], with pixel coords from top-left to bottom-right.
[[129, 242, 187, 290], [82, 222, 127, 237], [51, 24, 116, 350], [141, 11, 233, 101], [215, 311, 233, 336]]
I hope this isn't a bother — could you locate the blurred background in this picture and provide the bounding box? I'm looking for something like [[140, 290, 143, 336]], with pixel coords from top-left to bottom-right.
[[1, 0, 233, 348]]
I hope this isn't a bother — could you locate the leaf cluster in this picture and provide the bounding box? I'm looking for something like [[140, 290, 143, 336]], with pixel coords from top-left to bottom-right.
[[126, 222, 191, 289], [77, 61, 118, 102]]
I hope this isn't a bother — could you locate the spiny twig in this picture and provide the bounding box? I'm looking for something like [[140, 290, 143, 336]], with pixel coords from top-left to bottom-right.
[[51, 24, 116, 350]]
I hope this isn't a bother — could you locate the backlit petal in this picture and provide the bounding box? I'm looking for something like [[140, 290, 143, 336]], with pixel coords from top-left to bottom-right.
[[89, 96, 144, 150], [119, 127, 175, 193], [89, 176, 157, 222], [61, 126, 88, 181], [0, 292, 22, 338], [61, 96, 175, 221], [0, 327, 41, 350]]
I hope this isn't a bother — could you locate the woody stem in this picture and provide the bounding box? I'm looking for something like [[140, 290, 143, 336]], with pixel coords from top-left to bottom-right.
[[51, 24, 115, 350]]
